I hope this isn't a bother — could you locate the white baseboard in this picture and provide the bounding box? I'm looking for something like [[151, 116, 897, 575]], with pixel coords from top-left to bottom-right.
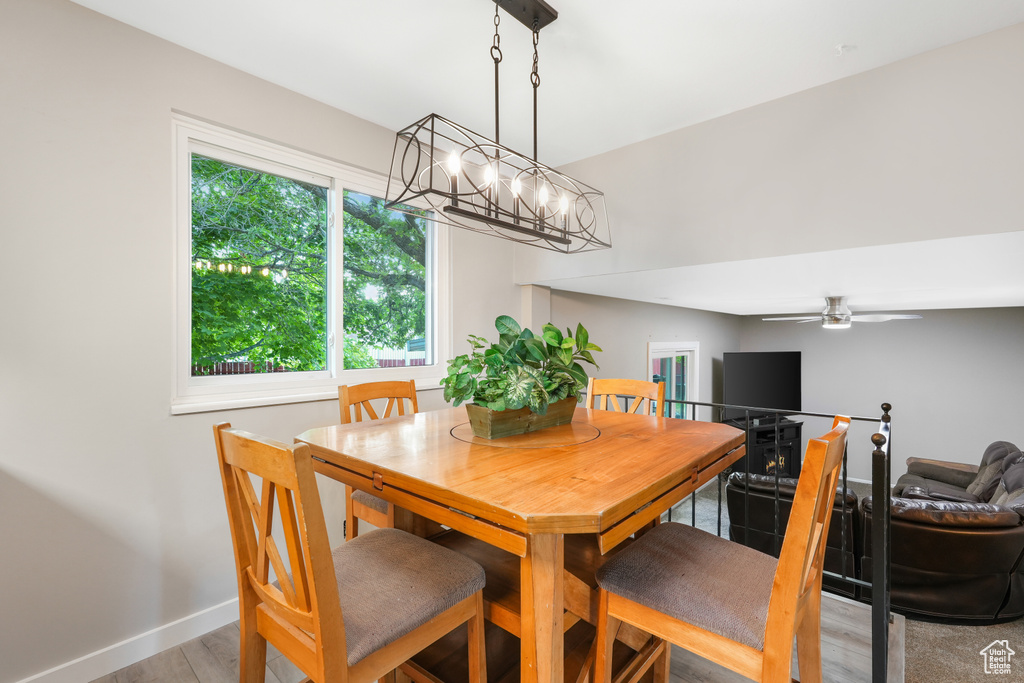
[[15, 598, 239, 683]]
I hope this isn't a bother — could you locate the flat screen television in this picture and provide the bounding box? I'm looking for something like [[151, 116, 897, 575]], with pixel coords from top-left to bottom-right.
[[722, 351, 801, 421]]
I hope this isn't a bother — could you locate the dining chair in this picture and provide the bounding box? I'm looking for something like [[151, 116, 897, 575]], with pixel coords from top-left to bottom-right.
[[592, 415, 851, 683], [585, 378, 666, 417], [213, 422, 487, 683], [339, 380, 419, 540]]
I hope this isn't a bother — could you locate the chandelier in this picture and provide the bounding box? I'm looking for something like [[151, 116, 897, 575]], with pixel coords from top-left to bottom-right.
[[385, 0, 611, 254]]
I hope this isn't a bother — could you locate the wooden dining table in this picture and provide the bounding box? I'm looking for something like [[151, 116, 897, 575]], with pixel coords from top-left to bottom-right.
[[296, 405, 745, 683]]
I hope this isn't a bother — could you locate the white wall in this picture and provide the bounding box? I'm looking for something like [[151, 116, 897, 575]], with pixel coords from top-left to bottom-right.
[[0, 1, 519, 681], [515, 22, 1024, 284], [548, 290, 743, 421], [739, 308, 1024, 481]]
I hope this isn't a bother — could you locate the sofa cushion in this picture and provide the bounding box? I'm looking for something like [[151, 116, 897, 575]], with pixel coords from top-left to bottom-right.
[[991, 462, 1024, 507], [895, 476, 980, 503], [905, 461, 977, 489], [966, 441, 1021, 499]]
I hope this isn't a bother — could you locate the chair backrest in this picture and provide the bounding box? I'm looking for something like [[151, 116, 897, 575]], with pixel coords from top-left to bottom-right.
[[213, 423, 346, 680], [762, 415, 850, 666], [339, 380, 419, 424], [585, 377, 666, 417]]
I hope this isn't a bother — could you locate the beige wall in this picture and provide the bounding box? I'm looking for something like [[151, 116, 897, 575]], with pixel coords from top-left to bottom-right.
[[549, 290, 743, 421], [515, 22, 1024, 283], [739, 307, 1024, 481], [0, 1, 519, 680], [552, 291, 1024, 482]]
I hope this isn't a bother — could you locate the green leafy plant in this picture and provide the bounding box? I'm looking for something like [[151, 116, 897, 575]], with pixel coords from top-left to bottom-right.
[[441, 315, 602, 415]]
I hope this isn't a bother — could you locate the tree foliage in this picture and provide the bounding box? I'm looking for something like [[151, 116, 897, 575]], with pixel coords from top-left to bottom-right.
[[342, 192, 428, 357], [190, 156, 429, 374], [191, 155, 327, 372]]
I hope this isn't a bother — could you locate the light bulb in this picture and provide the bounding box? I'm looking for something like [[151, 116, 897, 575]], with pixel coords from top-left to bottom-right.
[[218, 263, 225, 272], [262, 267, 269, 276], [538, 184, 549, 205], [559, 195, 568, 214], [447, 151, 460, 174], [484, 164, 494, 186], [511, 177, 522, 224]]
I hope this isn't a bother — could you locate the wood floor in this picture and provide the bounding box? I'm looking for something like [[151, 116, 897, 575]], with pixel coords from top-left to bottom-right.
[[90, 592, 903, 683]]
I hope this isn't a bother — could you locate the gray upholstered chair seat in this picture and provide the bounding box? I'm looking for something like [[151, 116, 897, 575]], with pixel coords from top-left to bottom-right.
[[596, 522, 777, 651], [352, 488, 390, 515], [332, 528, 485, 665]]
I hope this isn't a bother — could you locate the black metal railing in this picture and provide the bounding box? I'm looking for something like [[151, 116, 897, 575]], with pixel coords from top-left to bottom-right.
[[617, 396, 893, 683]]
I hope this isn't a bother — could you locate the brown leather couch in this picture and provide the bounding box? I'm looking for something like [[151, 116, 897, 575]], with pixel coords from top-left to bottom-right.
[[726, 442, 1024, 623], [861, 491, 1024, 623], [726, 472, 861, 598]]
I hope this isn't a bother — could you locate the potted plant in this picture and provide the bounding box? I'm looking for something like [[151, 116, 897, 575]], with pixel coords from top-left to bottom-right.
[[441, 315, 602, 439]]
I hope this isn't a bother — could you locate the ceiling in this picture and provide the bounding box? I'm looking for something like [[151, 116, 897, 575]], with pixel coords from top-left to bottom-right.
[[69, 0, 1024, 317]]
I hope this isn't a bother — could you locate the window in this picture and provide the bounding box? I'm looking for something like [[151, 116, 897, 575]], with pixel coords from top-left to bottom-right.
[[173, 116, 449, 413], [647, 342, 699, 419]]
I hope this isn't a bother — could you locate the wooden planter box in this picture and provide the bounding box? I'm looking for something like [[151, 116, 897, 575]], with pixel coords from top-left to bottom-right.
[[465, 396, 577, 439]]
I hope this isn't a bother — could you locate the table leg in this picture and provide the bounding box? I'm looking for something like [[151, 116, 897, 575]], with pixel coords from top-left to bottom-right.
[[521, 533, 564, 683]]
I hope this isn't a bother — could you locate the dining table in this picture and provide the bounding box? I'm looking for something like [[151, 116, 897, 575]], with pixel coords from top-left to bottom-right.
[[296, 404, 746, 683]]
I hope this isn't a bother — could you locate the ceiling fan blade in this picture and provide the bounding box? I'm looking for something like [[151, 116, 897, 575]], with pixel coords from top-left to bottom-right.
[[762, 316, 819, 322], [848, 314, 923, 322]]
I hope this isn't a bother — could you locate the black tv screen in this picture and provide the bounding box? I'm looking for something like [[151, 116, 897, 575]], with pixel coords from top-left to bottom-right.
[[723, 351, 801, 420]]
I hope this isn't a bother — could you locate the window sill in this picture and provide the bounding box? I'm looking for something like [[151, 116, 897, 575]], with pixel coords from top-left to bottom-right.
[[171, 373, 444, 415]]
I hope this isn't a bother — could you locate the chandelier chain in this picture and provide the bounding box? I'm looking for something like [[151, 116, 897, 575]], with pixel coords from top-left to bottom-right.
[[532, 19, 540, 159], [491, 4, 502, 63], [492, 2, 502, 143], [531, 21, 540, 88]]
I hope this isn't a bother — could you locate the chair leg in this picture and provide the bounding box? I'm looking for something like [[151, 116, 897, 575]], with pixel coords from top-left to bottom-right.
[[467, 593, 487, 683], [594, 589, 620, 683], [795, 591, 824, 683], [653, 642, 671, 683], [378, 671, 397, 683], [239, 593, 267, 683]]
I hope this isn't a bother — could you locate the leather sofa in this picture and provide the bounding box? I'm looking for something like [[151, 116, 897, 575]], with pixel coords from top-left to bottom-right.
[[725, 441, 1024, 623], [726, 472, 861, 598], [892, 440, 1021, 503], [861, 490, 1024, 623]]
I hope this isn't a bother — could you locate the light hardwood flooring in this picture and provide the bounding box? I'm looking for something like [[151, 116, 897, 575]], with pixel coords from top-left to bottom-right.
[[90, 592, 903, 682]]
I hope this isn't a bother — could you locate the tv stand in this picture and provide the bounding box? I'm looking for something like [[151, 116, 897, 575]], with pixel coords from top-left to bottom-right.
[[723, 416, 803, 478]]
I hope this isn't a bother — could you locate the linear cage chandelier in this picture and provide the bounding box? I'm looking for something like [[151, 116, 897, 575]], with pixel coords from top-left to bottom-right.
[[385, 0, 611, 254]]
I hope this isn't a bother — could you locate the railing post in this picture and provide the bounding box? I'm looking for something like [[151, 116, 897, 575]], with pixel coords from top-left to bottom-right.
[[871, 403, 892, 683]]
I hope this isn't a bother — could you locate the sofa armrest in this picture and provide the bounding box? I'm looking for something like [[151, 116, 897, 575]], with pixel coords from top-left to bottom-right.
[[905, 457, 978, 489], [900, 485, 980, 504], [863, 496, 1022, 529]]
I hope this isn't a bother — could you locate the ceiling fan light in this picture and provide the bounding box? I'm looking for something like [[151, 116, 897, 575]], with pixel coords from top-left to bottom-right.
[[822, 315, 851, 330]]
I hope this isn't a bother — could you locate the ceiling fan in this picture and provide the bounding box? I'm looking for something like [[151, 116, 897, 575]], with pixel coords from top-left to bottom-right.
[[762, 296, 922, 329]]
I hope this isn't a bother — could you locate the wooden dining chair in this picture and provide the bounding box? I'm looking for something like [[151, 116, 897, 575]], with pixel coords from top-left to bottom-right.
[[585, 378, 666, 417], [339, 380, 418, 541], [213, 423, 486, 683], [592, 415, 851, 683]]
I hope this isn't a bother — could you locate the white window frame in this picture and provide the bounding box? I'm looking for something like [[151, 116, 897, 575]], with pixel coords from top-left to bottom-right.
[[172, 115, 451, 414], [647, 341, 700, 419]]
